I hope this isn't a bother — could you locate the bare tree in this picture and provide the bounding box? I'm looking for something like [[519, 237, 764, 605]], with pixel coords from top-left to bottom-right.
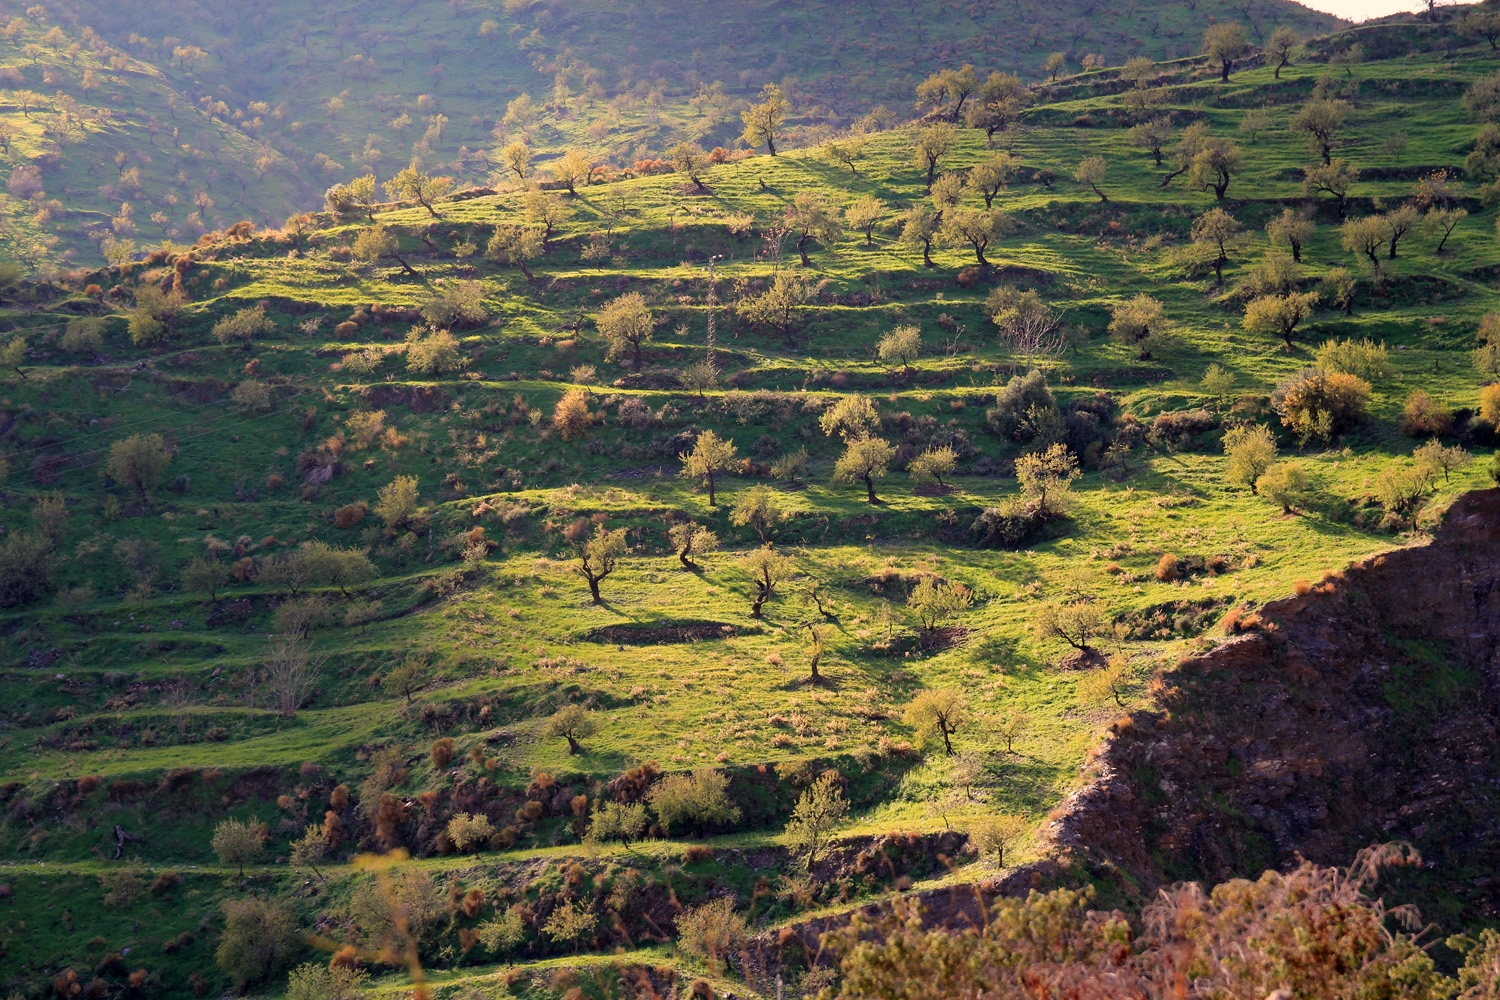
[[1002, 302, 1066, 370], [264, 634, 324, 717]]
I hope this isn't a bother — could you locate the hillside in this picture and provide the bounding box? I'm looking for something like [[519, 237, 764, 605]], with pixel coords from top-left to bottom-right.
[[0, 0, 1343, 268], [2, 8, 1500, 1000]]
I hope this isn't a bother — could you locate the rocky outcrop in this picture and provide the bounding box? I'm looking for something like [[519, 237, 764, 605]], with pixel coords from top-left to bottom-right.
[[1044, 488, 1500, 919]]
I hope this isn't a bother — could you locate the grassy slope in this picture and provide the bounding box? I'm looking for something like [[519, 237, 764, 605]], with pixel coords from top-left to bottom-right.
[[0, 12, 308, 268], [1, 25, 1498, 1000], [1, 0, 1342, 268]]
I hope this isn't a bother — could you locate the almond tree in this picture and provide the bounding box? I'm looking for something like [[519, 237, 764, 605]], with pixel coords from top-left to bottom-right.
[[741, 83, 788, 155], [576, 525, 627, 603], [384, 163, 453, 218], [742, 544, 793, 619], [678, 429, 737, 506], [833, 436, 896, 504]]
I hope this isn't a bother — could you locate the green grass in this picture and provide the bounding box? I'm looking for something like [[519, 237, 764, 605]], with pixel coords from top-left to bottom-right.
[[1, 19, 1499, 1000]]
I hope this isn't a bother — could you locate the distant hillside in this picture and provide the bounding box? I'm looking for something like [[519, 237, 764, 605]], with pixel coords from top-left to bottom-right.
[[2, 0, 1344, 269]]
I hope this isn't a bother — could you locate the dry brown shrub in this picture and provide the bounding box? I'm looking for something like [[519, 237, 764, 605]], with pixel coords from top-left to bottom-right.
[[334, 502, 367, 528]]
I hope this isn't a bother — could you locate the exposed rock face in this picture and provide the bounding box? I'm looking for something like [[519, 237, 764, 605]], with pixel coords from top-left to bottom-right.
[[1045, 489, 1500, 918]]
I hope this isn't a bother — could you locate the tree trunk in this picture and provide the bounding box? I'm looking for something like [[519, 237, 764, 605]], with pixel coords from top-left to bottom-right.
[[385, 252, 420, 278], [566, 735, 581, 754], [633, 340, 642, 370], [1220, 60, 1231, 82], [1291, 241, 1302, 263], [797, 235, 811, 266], [706, 472, 717, 506], [751, 588, 767, 619], [973, 244, 988, 265], [941, 726, 954, 756], [679, 545, 693, 568], [767, 134, 777, 156], [863, 473, 878, 504], [1161, 165, 1187, 188], [926, 162, 936, 191], [587, 576, 601, 603], [922, 241, 933, 267]]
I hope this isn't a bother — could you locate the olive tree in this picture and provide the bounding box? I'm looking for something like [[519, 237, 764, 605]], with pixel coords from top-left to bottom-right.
[[784, 772, 848, 871], [544, 704, 598, 754], [597, 291, 654, 371], [903, 688, 969, 756]]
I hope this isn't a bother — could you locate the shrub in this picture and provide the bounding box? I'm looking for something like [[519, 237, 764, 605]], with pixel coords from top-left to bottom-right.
[[1108, 294, 1167, 359], [0, 531, 53, 608], [405, 328, 463, 374], [1481, 383, 1500, 430], [60, 318, 105, 354], [431, 737, 457, 768], [1015, 443, 1080, 520], [99, 869, 144, 908], [334, 502, 367, 528], [231, 379, 272, 411], [1315, 337, 1390, 382], [1148, 408, 1214, 449], [971, 498, 1035, 549], [420, 280, 487, 328], [216, 897, 298, 988], [1374, 463, 1430, 526], [985, 370, 1060, 443], [589, 800, 649, 845], [350, 866, 444, 955], [286, 963, 368, 1000], [1399, 391, 1452, 437], [646, 768, 741, 835], [107, 433, 172, 499], [1223, 424, 1277, 492], [375, 476, 420, 531], [553, 388, 592, 441], [212, 305, 269, 347], [1270, 369, 1369, 445], [675, 897, 746, 971], [1155, 553, 1181, 582], [445, 812, 496, 854]]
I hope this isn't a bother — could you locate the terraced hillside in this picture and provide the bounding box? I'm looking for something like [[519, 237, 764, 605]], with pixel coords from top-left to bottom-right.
[[0, 0, 1343, 268], [2, 14, 1500, 1000]]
